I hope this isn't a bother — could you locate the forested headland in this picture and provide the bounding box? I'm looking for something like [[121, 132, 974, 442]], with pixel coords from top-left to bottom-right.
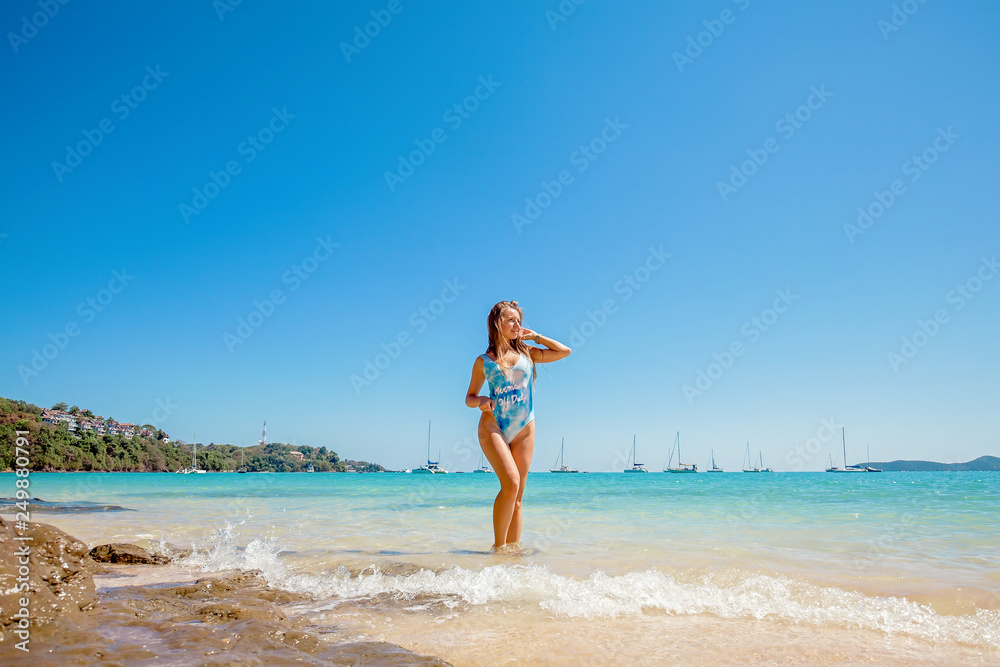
[[0, 397, 383, 473]]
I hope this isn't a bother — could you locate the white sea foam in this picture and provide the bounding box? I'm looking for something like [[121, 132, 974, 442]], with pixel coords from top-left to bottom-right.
[[176, 526, 1000, 650], [178, 521, 289, 583]]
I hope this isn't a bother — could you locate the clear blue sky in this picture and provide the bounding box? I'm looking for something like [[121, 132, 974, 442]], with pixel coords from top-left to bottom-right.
[[3, 1, 997, 471]]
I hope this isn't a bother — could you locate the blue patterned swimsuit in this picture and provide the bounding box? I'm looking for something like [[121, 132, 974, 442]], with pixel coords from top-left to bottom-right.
[[481, 352, 534, 444]]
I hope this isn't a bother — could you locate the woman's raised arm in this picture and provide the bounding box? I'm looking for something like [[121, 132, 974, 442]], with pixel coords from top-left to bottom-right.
[[522, 329, 571, 364]]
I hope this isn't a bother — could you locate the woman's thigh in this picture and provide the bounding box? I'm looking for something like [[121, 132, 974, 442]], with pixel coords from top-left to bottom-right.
[[478, 413, 518, 486], [508, 422, 535, 492]]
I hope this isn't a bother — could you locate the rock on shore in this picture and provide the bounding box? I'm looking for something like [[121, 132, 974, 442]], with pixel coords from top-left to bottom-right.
[[88, 542, 171, 565], [0, 515, 97, 634], [0, 518, 451, 666]]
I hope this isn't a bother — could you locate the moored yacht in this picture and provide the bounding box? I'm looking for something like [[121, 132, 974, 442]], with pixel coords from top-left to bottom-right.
[[413, 421, 448, 473], [664, 431, 697, 473], [624, 435, 648, 473], [550, 438, 579, 473]]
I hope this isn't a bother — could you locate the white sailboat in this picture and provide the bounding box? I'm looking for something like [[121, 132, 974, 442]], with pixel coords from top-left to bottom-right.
[[624, 435, 648, 473], [177, 432, 206, 474], [412, 421, 447, 473], [550, 438, 579, 473], [825, 428, 865, 473], [237, 447, 247, 473], [707, 449, 724, 473], [741, 442, 771, 472], [665, 431, 698, 473]]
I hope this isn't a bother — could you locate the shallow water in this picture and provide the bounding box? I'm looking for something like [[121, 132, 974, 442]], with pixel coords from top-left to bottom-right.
[[5, 471, 999, 664]]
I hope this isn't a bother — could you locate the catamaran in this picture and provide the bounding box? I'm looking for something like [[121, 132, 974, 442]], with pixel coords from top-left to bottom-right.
[[664, 431, 697, 473], [741, 442, 772, 472], [473, 453, 493, 474], [412, 421, 447, 473], [624, 435, 648, 473], [550, 438, 579, 473], [825, 428, 865, 473]]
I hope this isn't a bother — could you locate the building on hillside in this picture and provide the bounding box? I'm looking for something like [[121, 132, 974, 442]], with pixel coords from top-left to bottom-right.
[[40, 408, 167, 442]]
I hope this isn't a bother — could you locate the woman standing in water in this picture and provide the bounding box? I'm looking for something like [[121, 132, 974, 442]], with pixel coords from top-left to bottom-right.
[[465, 300, 571, 550]]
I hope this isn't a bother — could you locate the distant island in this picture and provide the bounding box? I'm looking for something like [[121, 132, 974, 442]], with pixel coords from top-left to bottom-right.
[[866, 456, 1000, 472], [0, 396, 384, 473]]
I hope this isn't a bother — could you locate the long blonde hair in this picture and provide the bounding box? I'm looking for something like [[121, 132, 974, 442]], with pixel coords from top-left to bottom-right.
[[486, 300, 536, 383]]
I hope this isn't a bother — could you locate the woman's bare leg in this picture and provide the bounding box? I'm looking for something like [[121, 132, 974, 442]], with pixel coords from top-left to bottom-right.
[[478, 414, 520, 548], [505, 422, 535, 545]]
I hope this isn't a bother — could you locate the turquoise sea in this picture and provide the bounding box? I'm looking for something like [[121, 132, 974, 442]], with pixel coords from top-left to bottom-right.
[[4, 471, 999, 664]]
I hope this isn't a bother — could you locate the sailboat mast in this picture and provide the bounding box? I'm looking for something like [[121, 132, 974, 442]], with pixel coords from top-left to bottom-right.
[[561, 437, 565, 467], [842, 427, 847, 468]]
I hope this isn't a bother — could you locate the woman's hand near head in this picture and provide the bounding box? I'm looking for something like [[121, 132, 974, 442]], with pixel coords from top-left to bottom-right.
[[524, 330, 572, 364]]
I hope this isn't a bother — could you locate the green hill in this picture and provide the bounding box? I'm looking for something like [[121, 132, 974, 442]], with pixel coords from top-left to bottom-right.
[[0, 396, 383, 473], [867, 456, 1000, 472]]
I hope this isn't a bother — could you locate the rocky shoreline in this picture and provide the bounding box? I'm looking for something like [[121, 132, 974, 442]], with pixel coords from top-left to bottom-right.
[[0, 517, 451, 665]]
